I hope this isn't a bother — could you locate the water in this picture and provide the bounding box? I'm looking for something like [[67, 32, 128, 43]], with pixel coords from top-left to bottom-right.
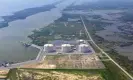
[[115, 45, 133, 60], [95, 22, 132, 42], [0, 18, 3, 22], [0, 0, 76, 62], [0, 0, 61, 16], [74, 0, 98, 5], [64, 9, 133, 59]]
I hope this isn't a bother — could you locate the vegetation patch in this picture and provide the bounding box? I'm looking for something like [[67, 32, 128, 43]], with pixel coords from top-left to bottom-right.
[[8, 69, 105, 80]]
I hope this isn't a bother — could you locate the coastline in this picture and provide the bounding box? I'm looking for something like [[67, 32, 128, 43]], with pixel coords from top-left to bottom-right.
[[0, 0, 64, 29], [0, 0, 78, 79], [0, 0, 76, 65], [0, 5, 54, 28]]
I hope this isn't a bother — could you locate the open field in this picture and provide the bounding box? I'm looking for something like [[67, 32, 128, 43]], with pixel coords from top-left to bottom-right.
[[44, 54, 105, 69], [18, 54, 104, 69], [102, 61, 131, 80], [7, 60, 131, 80], [8, 69, 105, 80], [0, 69, 9, 79]]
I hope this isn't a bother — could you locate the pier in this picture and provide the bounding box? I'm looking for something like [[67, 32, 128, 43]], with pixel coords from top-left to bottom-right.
[[31, 44, 42, 50]]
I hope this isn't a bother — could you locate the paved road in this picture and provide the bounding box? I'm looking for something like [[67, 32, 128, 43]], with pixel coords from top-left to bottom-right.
[[80, 16, 133, 80], [36, 47, 46, 61], [0, 45, 46, 69], [31, 44, 42, 50], [8, 60, 38, 69]]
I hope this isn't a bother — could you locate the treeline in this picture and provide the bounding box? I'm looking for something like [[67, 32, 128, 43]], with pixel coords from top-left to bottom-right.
[[2, 5, 55, 22], [0, 4, 56, 29], [0, 21, 8, 28], [55, 13, 80, 22], [65, 0, 133, 10], [28, 28, 52, 46]]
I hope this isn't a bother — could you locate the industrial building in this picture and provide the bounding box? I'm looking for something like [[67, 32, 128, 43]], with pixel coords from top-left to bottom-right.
[[77, 39, 85, 44], [43, 40, 95, 55], [44, 44, 55, 53], [61, 44, 72, 53], [78, 44, 91, 53]]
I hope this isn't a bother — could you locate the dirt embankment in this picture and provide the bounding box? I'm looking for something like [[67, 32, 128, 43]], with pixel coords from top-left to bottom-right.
[[17, 69, 103, 80]]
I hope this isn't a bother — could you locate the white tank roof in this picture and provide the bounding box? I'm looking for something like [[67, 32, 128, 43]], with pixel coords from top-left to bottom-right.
[[79, 44, 89, 47], [44, 44, 54, 47], [61, 44, 72, 53], [79, 39, 84, 41], [62, 44, 71, 47], [77, 39, 85, 44], [78, 44, 90, 53], [44, 44, 54, 53]]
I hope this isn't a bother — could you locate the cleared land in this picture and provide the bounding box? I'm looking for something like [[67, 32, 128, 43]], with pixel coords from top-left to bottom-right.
[[44, 54, 105, 69], [19, 54, 104, 69], [0, 69, 9, 78], [8, 69, 105, 80]]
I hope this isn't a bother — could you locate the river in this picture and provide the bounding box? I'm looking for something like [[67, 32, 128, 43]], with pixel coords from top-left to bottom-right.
[[0, 0, 61, 16], [0, 0, 76, 63]]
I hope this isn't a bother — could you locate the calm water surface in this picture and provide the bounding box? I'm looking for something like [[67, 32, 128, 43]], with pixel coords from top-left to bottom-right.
[[0, 0, 60, 16], [0, 0, 75, 62]]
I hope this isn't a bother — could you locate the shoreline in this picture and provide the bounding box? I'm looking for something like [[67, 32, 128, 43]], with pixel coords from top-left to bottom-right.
[[0, 5, 55, 28], [0, 0, 76, 66], [0, 0, 64, 29], [0, 44, 42, 71]]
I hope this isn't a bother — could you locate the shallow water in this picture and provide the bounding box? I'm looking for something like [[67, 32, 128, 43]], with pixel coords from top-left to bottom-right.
[[65, 9, 133, 59], [115, 45, 133, 60]]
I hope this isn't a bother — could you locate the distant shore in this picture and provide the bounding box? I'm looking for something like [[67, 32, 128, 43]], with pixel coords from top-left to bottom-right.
[[0, 5, 55, 28], [0, 0, 64, 29]]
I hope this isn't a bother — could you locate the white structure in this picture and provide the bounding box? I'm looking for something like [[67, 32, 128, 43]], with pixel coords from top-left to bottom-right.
[[78, 44, 90, 53], [77, 39, 85, 44], [44, 44, 54, 53], [61, 44, 72, 53]]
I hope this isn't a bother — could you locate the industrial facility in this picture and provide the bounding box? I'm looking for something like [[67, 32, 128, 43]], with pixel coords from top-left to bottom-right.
[[44, 44, 55, 53], [61, 44, 72, 53], [78, 44, 91, 53], [43, 39, 95, 55]]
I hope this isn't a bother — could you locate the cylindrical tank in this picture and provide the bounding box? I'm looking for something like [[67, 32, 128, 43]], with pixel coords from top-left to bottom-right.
[[77, 39, 85, 44], [44, 44, 54, 53], [78, 44, 90, 53], [61, 44, 72, 53]]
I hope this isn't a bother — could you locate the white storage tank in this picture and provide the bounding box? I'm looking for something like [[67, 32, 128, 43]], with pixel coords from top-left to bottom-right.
[[77, 39, 85, 44], [61, 44, 72, 53], [44, 44, 55, 53], [78, 44, 90, 53]]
